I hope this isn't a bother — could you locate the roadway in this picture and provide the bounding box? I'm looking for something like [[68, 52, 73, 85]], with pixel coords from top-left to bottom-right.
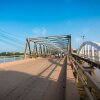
[[0, 57, 66, 100]]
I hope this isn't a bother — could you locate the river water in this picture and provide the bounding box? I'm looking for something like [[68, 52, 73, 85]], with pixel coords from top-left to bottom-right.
[[0, 57, 23, 63]]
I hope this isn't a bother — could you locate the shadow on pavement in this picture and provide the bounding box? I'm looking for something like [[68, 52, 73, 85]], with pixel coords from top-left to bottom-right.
[[0, 57, 78, 100]]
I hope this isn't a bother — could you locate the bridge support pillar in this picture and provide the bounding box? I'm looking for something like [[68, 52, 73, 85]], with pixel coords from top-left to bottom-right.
[[87, 45, 90, 58], [92, 46, 94, 61], [98, 51, 100, 61], [82, 47, 84, 57], [84, 45, 87, 58]]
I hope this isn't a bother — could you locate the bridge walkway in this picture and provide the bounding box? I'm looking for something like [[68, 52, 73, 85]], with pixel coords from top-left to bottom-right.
[[0, 57, 79, 100]]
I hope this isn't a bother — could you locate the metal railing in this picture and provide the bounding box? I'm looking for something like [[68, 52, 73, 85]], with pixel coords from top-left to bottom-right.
[[69, 55, 100, 100], [72, 54, 100, 69], [0, 55, 24, 63], [79, 54, 100, 62]]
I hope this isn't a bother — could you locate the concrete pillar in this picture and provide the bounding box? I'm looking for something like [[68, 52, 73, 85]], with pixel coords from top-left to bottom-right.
[[87, 45, 90, 58], [81, 48, 82, 57], [84, 45, 87, 58], [81, 48, 83, 56], [98, 51, 100, 62], [82, 47, 84, 57], [92, 46, 94, 61], [81, 49, 83, 56]]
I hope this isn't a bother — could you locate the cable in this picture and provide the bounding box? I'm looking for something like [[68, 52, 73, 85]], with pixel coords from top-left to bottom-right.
[[0, 28, 25, 43]]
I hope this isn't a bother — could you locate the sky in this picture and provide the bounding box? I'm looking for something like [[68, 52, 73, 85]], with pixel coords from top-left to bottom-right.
[[0, 0, 100, 52]]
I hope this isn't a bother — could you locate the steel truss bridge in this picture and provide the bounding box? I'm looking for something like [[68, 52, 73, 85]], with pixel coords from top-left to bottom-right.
[[0, 27, 100, 99], [24, 35, 71, 58], [24, 35, 100, 100]]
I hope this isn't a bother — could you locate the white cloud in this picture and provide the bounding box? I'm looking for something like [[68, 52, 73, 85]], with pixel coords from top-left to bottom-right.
[[42, 28, 47, 36], [75, 37, 82, 43], [32, 27, 47, 37]]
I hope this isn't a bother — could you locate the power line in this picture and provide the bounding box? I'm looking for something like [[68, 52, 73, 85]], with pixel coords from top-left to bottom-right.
[[0, 28, 25, 43]]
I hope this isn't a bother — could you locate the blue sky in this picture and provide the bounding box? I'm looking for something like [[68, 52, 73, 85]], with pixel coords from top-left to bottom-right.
[[0, 0, 100, 52]]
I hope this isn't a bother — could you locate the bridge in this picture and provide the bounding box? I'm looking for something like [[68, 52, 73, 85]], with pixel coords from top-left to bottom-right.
[[0, 35, 100, 100], [78, 41, 100, 62]]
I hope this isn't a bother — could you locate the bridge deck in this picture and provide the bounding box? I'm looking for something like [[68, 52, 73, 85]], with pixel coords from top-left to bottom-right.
[[0, 57, 79, 100]]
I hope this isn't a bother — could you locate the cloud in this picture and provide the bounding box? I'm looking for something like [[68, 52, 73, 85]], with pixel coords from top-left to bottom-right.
[[32, 27, 47, 37], [41, 28, 47, 36], [75, 37, 82, 43]]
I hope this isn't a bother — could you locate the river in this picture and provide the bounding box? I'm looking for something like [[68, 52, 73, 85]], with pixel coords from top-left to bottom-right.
[[0, 56, 23, 63]]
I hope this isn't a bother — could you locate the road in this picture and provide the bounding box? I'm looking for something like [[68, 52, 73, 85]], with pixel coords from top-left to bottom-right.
[[0, 57, 65, 100]]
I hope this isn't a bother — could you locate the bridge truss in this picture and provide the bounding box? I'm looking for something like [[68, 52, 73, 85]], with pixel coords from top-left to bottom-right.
[[24, 35, 71, 58]]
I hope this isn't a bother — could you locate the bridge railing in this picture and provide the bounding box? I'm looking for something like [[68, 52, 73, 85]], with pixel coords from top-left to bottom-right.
[[79, 54, 100, 62], [69, 54, 100, 100]]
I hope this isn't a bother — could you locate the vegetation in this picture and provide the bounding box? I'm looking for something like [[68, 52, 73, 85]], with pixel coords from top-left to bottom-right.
[[73, 49, 77, 53], [0, 52, 24, 56], [52, 51, 59, 55]]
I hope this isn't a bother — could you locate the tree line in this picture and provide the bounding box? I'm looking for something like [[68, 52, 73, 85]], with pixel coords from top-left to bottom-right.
[[0, 52, 24, 56]]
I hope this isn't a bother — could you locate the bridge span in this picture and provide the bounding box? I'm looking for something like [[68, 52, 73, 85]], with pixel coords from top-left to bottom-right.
[[0, 56, 79, 100], [0, 35, 100, 100]]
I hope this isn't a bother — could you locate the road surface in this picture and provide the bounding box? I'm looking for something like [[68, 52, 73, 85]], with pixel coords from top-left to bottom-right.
[[0, 57, 65, 100]]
